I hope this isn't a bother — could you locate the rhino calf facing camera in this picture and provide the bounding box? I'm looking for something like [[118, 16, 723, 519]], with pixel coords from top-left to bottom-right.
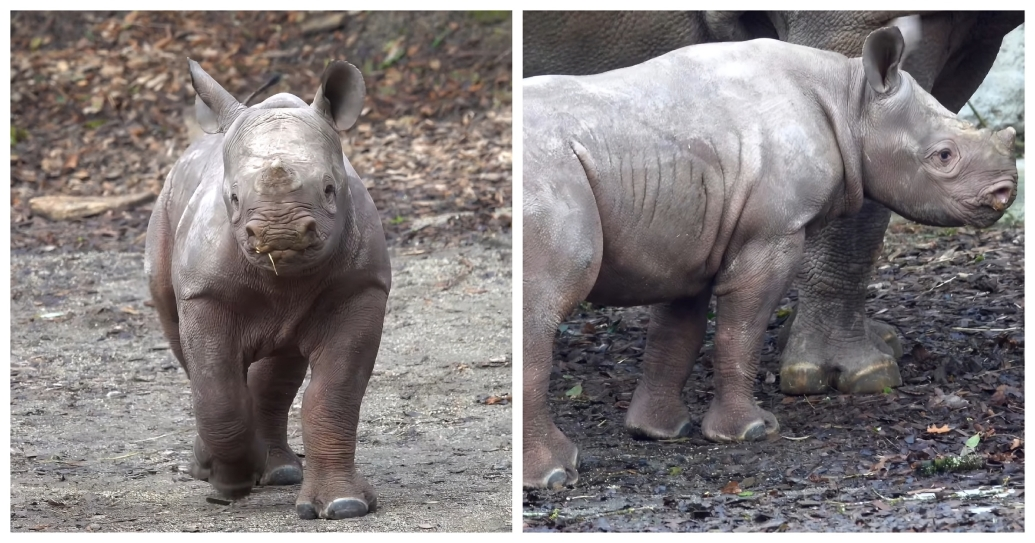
[[145, 58, 391, 520]]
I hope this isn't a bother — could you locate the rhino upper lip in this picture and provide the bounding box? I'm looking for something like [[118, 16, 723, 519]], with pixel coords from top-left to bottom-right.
[[983, 179, 1017, 212]]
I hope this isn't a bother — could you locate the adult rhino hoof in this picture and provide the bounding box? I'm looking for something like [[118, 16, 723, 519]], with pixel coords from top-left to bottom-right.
[[701, 404, 779, 443], [780, 315, 904, 395], [868, 319, 904, 358], [781, 358, 902, 395], [296, 497, 372, 520]]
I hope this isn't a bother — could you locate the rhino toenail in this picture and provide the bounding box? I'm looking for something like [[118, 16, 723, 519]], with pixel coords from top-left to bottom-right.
[[262, 465, 303, 486], [296, 502, 318, 520], [545, 468, 568, 490], [741, 421, 767, 442], [325, 498, 369, 519]]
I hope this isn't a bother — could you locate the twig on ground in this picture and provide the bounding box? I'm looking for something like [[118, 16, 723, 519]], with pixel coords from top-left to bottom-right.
[[951, 327, 1019, 333]]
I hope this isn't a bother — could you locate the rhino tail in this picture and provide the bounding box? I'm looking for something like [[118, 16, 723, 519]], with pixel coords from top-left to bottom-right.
[[187, 58, 247, 134]]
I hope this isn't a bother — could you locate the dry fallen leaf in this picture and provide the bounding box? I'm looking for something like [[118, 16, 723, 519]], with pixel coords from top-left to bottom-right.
[[720, 480, 742, 495], [926, 424, 951, 434]]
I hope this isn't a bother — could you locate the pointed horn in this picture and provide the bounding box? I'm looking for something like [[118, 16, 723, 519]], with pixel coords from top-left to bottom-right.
[[188, 58, 247, 134]]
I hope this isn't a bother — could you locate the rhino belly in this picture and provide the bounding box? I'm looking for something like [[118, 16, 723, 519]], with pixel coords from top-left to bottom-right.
[[582, 145, 724, 307]]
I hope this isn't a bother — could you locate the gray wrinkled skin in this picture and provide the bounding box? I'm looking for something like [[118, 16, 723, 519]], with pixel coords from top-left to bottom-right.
[[522, 28, 1017, 489], [144, 59, 391, 519], [525, 11, 1023, 397]]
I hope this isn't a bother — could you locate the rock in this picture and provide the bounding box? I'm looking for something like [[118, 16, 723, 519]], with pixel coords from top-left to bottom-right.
[[959, 24, 1024, 136], [300, 13, 346, 35], [29, 192, 155, 221]]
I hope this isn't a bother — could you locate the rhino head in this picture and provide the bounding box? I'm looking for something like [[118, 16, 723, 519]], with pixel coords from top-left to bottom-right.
[[855, 26, 1017, 228], [188, 58, 366, 275]]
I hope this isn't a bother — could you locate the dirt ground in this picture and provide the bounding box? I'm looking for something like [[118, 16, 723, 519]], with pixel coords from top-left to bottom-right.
[[10, 242, 512, 532], [523, 222, 1024, 532], [9, 10, 513, 533]]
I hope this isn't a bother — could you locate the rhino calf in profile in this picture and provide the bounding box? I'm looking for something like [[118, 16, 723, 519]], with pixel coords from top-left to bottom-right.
[[522, 26, 1017, 488], [145, 59, 391, 519]]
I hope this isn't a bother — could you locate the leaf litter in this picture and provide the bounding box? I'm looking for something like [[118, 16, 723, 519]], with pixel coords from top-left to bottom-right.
[[10, 11, 511, 255]]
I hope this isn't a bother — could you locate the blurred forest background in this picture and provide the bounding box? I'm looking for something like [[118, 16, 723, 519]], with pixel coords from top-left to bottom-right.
[[10, 11, 512, 252]]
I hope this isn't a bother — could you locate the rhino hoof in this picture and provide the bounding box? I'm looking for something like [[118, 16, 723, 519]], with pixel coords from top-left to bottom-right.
[[628, 419, 693, 441], [740, 420, 769, 442], [781, 358, 902, 395], [296, 497, 371, 520], [260, 464, 303, 486], [326, 498, 371, 519], [701, 405, 779, 443], [296, 503, 318, 520], [838, 360, 903, 393], [545, 468, 569, 490]]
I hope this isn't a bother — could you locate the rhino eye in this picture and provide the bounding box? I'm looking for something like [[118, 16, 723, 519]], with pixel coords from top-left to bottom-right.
[[938, 149, 953, 162], [324, 184, 335, 196], [230, 193, 239, 206]]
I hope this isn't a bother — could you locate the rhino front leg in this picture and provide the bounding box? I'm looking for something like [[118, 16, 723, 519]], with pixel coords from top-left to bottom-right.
[[295, 289, 386, 520], [248, 354, 308, 486], [780, 200, 903, 394], [181, 305, 262, 498], [703, 235, 803, 442], [625, 288, 712, 440]]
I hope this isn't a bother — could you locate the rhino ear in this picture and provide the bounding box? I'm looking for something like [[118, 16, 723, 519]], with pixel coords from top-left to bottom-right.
[[188, 58, 246, 134], [311, 60, 366, 131], [862, 26, 906, 94], [888, 14, 922, 65]]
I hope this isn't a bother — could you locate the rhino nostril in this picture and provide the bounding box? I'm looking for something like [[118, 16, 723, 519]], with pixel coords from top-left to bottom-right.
[[245, 223, 260, 239], [299, 218, 318, 237]]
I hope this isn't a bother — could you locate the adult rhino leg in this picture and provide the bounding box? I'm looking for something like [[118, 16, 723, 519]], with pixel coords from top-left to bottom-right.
[[248, 354, 308, 486], [523, 153, 603, 490], [780, 200, 903, 395], [625, 288, 711, 440]]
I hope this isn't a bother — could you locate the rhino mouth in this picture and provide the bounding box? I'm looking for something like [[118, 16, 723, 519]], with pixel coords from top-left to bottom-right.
[[959, 178, 1017, 228], [982, 180, 1017, 212], [247, 241, 325, 275]]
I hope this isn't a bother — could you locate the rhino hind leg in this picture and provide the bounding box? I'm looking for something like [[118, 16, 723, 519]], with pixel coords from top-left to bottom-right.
[[625, 290, 712, 440], [522, 157, 603, 490], [779, 200, 904, 394], [248, 354, 308, 486]]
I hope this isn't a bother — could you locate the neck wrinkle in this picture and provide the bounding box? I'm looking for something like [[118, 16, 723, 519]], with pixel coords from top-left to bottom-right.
[[812, 60, 868, 222]]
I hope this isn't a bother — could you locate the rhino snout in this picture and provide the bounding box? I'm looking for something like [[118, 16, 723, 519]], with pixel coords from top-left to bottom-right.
[[246, 217, 319, 253]]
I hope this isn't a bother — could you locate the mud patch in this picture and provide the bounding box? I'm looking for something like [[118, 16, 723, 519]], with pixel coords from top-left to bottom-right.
[[523, 224, 1024, 532]]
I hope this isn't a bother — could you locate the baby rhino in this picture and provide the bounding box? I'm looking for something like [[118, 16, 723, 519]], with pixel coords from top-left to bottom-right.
[[145, 59, 391, 518], [523, 26, 1017, 489]]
